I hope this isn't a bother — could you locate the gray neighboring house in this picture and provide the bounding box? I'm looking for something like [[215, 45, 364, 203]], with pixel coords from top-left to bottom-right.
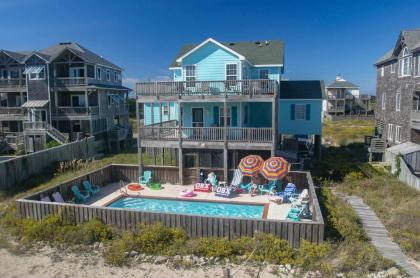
[[374, 29, 420, 146], [325, 75, 374, 117], [0, 42, 131, 154], [372, 29, 420, 174]]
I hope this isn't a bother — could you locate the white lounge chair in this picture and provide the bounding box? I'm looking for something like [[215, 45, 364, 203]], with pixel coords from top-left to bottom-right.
[[52, 192, 65, 203], [289, 189, 309, 208], [230, 169, 243, 187]]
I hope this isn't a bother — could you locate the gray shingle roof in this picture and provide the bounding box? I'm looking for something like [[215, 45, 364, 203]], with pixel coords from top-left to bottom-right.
[[280, 80, 325, 99], [326, 80, 359, 89], [170, 39, 284, 67], [1, 42, 122, 70], [376, 29, 420, 65]]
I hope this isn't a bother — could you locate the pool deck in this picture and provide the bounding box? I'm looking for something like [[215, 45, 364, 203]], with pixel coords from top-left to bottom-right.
[[88, 182, 294, 221]]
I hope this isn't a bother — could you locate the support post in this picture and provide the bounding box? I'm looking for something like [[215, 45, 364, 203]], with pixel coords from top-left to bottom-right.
[[178, 101, 183, 184], [137, 102, 143, 176], [178, 148, 184, 185], [271, 94, 278, 156], [314, 135, 321, 160], [224, 147, 228, 182]]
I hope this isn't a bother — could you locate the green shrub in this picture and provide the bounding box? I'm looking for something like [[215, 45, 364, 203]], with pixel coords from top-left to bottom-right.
[[105, 232, 135, 266], [135, 223, 187, 254], [343, 171, 365, 183], [295, 240, 332, 269], [252, 233, 294, 264], [193, 237, 233, 258]]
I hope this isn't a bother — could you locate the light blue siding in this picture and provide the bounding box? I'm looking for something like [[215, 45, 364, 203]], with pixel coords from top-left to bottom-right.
[[182, 42, 240, 81], [144, 102, 179, 126], [279, 100, 322, 135]]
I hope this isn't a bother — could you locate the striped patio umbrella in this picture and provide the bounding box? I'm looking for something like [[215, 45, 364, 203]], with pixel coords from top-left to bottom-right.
[[238, 155, 264, 176], [261, 157, 289, 180]]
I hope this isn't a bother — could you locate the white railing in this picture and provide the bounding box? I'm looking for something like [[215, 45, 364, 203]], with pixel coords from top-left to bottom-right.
[[137, 79, 278, 97], [54, 77, 86, 87], [0, 79, 26, 88], [140, 127, 273, 143], [54, 106, 99, 116], [0, 107, 24, 116], [23, 121, 47, 130]]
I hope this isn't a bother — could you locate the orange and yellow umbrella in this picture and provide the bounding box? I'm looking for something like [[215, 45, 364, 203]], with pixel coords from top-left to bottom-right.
[[238, 155, 264, 176], [261, 157, 289, 180]]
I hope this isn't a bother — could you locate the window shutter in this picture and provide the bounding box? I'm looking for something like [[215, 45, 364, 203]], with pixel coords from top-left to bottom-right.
[[213, 106, 219, 126], [306, 104, 311, 120], [231, 106, 238, 127], [291, 104, 295, 120]]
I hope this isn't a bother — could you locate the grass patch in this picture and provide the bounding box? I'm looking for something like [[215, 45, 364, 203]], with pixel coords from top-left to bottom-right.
[[337, 173, 420, 260], [323, 119, 375, 146]]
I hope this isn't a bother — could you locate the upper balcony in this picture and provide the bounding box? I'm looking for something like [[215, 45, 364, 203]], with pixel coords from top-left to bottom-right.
[[52, 106, 99, 119], [410, 110, 420, 130], [0, 79, 27, 91], [136, 79, 278, 101], [54, 77, 94, 88], [0, 107, 26, 120]]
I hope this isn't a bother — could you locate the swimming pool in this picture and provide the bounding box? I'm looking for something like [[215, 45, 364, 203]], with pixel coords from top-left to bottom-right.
[[107, 197, 265, 219]]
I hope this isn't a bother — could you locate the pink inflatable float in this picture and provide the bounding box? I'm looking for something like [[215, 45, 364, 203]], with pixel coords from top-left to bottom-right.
[[179, 189, 196, 197]]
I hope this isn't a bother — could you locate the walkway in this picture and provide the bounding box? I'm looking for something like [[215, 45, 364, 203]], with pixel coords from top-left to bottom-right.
[[337, 193, 419, 277]]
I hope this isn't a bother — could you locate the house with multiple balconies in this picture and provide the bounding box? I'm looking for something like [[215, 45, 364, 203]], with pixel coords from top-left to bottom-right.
[[0, 42, 130, 153], [371, 29, 420, 171], [324, 75, 374, 119], [136, 38, 324, 184]]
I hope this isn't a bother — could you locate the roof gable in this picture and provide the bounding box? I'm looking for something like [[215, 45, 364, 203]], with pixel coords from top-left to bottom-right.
[[175, 38, 245, 64], [326, 80, 359, 89], [376, 29, 420, 65], [170, 38, 284, 68]]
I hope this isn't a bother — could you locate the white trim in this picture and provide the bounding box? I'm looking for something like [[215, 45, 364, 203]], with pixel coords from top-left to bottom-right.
[[253, 64, 283, 67], [395, 125, 402, 143], [225, 63, 238, 81], [395, 93, 401, 112], [185, 64, 196, 85], [176, 38, 245, 63], [191, 107, 204, 127], [106, 69, 111, 81], [382, 93, 386, 110], [387, 123, 394, 141], [169, 67, 182, 70], [96, 66, 101, 80], [23, 53, 49, 63]]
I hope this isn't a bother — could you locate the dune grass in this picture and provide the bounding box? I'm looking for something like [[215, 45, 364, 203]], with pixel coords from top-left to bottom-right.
[[323, 119, 375, 146]]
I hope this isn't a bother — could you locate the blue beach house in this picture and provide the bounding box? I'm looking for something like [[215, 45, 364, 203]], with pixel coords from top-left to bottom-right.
[[136, 38, 324, 184]]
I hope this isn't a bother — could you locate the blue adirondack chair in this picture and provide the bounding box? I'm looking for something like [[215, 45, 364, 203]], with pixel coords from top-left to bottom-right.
[[258, 180, 278, 195], [277, 183, 297, 203], [83, 180, 100, 196], [139, 171, 152, 186], [71, 185, 89, 203]]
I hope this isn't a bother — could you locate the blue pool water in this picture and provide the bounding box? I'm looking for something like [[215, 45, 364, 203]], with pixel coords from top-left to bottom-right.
[[108, 197, 264, 219]]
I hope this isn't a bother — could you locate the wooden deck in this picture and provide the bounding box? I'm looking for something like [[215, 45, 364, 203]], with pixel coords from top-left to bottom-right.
[[16, 164, 324, 247], [338, 193, 419, 276]]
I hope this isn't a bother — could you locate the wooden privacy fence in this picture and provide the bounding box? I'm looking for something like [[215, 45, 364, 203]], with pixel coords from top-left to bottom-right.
[[17, 164, 324, 247], [0, 137, 95, 190]]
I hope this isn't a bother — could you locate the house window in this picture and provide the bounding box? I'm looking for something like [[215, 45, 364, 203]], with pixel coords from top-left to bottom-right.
[[399, 47, 412, 77], [395, 125, 402, 143], [117, 72, 122, 81], [113, 72, 117, 82], [219, 107, 231, 126], [380, 66, 384, 77], [382, 93, 386, 110], [70, 67, 84, 78], [414, 55, 420, 77], [29, 66, 45, 80], [259, 69, 269, 79], [387, 124, 394, 141], [71, 95, 86, 107], [96, 67, 101, 80], [106, 69, 111, 81], [295, 104, 306, 120], [395, 93, 401, 111], [163, 102, 169, 116], [185, 65, 195, 87], [390, 62, 396, 73], [225, 64, 238, 81]]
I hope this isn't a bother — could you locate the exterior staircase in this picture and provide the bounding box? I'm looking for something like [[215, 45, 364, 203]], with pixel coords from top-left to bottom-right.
[[45, 124, 69, 144], [354, 96, 369, 111]]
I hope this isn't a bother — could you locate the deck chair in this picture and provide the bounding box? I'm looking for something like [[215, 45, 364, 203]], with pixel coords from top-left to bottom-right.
[[139, 171, 152, 186], [83, 180, 100, 196], [258, 182, 277, 195], [289, 189, 309, 208], [52, 192, 65, 203], [71, 185, 89, 203], [287, 201, 311, 221], [276, 183, 297, 203], [40, 196, 52, 202]]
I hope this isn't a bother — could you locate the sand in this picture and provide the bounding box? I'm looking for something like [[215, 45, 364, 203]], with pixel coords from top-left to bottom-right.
[[0, 246, 280, 278]]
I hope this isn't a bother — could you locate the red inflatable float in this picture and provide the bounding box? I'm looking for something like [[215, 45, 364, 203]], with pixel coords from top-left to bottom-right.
[[127, 183, 143, 191]]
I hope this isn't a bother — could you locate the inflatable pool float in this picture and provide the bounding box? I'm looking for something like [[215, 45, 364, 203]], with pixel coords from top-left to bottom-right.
[[127, 183, 143, 191], [180, 189, 196, 197]]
